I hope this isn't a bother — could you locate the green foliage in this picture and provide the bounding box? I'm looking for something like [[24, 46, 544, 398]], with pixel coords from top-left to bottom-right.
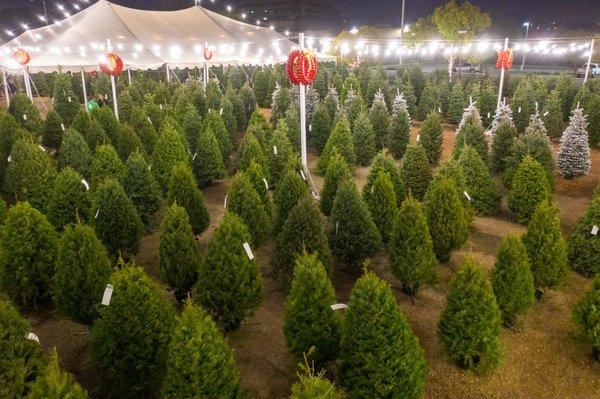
[[0, 112, 30, 184], [205, 80, 223, 111], [246, 159, 273, 215], [0, 202, 58, 306], [448, 82, 467, 124], [569, 196, 600, 277], [268, 120, 296, 186], [491, 234, 535, 327], [366, 171, 398, 244], [46, 167, 90, 229], [427, 157, 474, 223], [453, 118, 488, 162], [252, 67, 271, 107], [220, 96, 237, 137], [194, 212, 262, 331], [42, 110, 64, 151], [508, 156, 552, 223], [290, 367, 344, 399], [151, 124, 189, 189], [420, 111, 443, 164], [352, 112, 377, 166], [193, 127, 227, 187], [115, 124, 145, 162], [317, 119, 356, 174], [83, 119, 110, 151], [58, 128, 92, 177], [311, 102, 332, 153], [400, 142, 432, 200], [130, 106, 158, 154], [285, 105, 301, 152], [91, 106, 120, 144], [416, 82, 438, 121], [90, 144, 124, 189], [390, 106, 411, 160], [162, 301, 242, 398], [28, 350, 88, 399], [489, 121, 517, 174], [573, 275, 600, 357], [479, 81, 497, 126], [271, 86, 292, 124], [363, 150, 405, 208], [321, 151, 353, 216], [121, 151, 162, 228], [503, 129, 554, 188], [522, 200, 568, 289], [432, 0, 491, 41], [511, 80, 536, 133], [227, 172, 270, 245], [91, 265, 175, 397], [237, 132, 268, 177], [458, 145, 500, 215], [369, 95, 391, 150], [52, 74, 80, 125], [167, 163, 209, 235], [8, 94, 43, 135], [543, 90, 565, 141], [398, 78, 418, 116], [346, 94, 366, 131], [340, 271, 427, 398], [438, 255, 503, 371], [53, 223, 111, 325]]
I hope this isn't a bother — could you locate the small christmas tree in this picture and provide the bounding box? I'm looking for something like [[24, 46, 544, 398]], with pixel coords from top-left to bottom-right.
[[511, 80, 536, 133], [346, 94, 366, 130], [236, 132, 269, 177], [320, 150, 352, 216], [227, 172, 271, 245], [317, 119, 356, 174], [53, 222, 111, 325], [252, 67, 271, 107], [453, 106, 488, 161], [363, 150, 405, 207], [556, 108, 591, 179], [194, 212, 262, 330], [508, 156, 552, 223], [525, 107, 548, 136], [390, 92, 411, 159], [397, 79, 417, 117], [390, 195, 437, 295], [324, 86, 339, 121], [522, 200, 568, 291], [220, 96, 237, 138], [42, 110, 63, 151], [369, 90, 391, 150], [0, 202, 58, 306], [448, 82, 467, 124], [426, 158, 474, 224], [353, 111, 377, 166], [130, 106, 158, 153], [58, 128, 92, 177], [438, 255, 503, 371], [91, 106, 120, 144], [490, 100, 514, 136], [339, 271, 427, 398], [192, 127, 227, 187], [270, 84, 292, 124], [151, 124, 189, 189], [205, 110, 233, 161], [121, 151, 161, 228], [573, 275, 600, 361], [366, 171, 398, 244], [162, 301, 242, 398], [503, 129, 554, 188], [28, 350, 88, 399], [458, 145, 501, 216], [283, 252, 341, 368], [115, 123, 145, 162], [205, 79, 223, 110], [52, 74, 80, 125], [543, 90, 565, 141], [489, 120, 517, 174], [479, 80, 497, 127], [268, 119, 296, 186], [46, 167, 90, 229], [400, 142, 432, 201], [71, 108, 91, 137], [416, 81, 438, 121], [167, 163, 209, 235], [90, 144, 124, 189], [311, 102, 332, 154], [274, 169, 309, 232], [8, 94, 43, 135], [329, 182, 381, 270], [285, 106, 301, 152], [290, 366, 344, 399], [91, 265, 175, 397], [420, 110, 443, 165], [84, 119, 110, 151], [246, 159, 273, 215], [569, 196, 600, 277]]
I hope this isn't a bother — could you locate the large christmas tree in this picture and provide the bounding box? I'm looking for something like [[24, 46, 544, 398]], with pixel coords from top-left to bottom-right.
[[555, 108, 591, 179]]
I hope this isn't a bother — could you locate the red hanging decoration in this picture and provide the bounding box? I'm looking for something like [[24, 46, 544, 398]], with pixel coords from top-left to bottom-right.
[[286, 49, 317, 85], [203, 47, 213, 61], [12, 48, 31, 66], [100, 53, 124, 76], [496, 48, 514, 70]]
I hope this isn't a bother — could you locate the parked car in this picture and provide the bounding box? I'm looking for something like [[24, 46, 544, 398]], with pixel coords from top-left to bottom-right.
[[452, 61, 482, 74], [576, 63, 600, 78]]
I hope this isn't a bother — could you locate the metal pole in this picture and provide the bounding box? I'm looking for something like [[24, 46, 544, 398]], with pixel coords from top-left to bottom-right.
[[299, 32, 308, 170], [166, 63, 171, 83], [127, 68, 132, 86], [203, 63, 208, 89], [497, 38, 509, 109], [23, 69, 33, 101], [449, 44, 454, 83], [2, 68, 9, 108], [106, 39, 119, 120], [81, 69, 88, 113], [520, 23, 529, 71], [399, 0, 405, 66], [584, 39, 595, 84], [42, 1, 49, 25]]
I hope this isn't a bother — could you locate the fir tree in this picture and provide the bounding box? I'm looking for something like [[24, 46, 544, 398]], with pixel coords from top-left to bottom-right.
[[283, 252, 342, 368], [341, 74, 361, 105], [353, 112, 377, 166], [290, 367, 344, 399], [489, 120, 517, 174], [369, 90, 391, 150], [8, 94, 43, 135], [162, 301, 242, 398], [321, 151, 352, 216], [556, 108, 591, 179], [426, 177, 470, 262], [420, 110, 443, 165], [572, 83, 593, 112], [274, 170, 309, 232], [522, 200, 568, 290], [503, 129, 554, 188], [84, 119, 110, 151], [247, 109, 272, 150], [271, 84, 292, 124], [511, 80, 535, 133], [573, 275, 600, 361], [508, 156, 552, 223], [366, 171, 398, 244], [0, 112, 29, 183], [448, 82, 467, 124], [324, 87, 340, 121], [586, 94, 600, 146], [390, 195, 437, 295], [363, 150, 405, 207], [46, 167, 90, 229], [91, 107, 120, 144], [479, 81, 497, 127], [458, 145, 501, 216], [346, 94, 366, 131], [205, 110, 233, 161], [317, 119, 356, 174], [151, 124, 189, 189], [205, 80, 223, 111], [53, 223, 111, 325], [426, 157, 474, 224], [390, 93, 411, 159], [91, 265, 175, 397], [239, 84, 257, 125], [58, 128, 92, 177], [568, 195, 600, 277], [453, 106, 488, 161], [52, 74, 80, 125], [220, 96, 237, 138], [194, 212, 262, 330], [0, 202, 58, 306], [91, 179, 143, 256], [71, 108, 91, 136], [397, 79, 417, 117], [400, 142, 432, 201], [366, 68, 388, 108], [252, 67, 271, 107], [42, 110, 63, 151], [130, 105, 158, 154], [237, 132, 268, 177], [438, 256, 503, 371], [246, 160, 273, 215], [227, 172, 270, 245], [284, 106, 301, 152], [121, 151, 162, 228], [490, 100, 514, 136], [543, 90, 565, 141], [329, 182, 381, 270], [268, 120, 296, 186], [28, 350, 88, 399], [416, 81, 438, 120], [193, 127, 227, 187], [115, 123, 145, 162], [340, 271, 428, 398], [525, 107, 548, 136], [310, 102, 332, 153], [167, 163, 209, 235]]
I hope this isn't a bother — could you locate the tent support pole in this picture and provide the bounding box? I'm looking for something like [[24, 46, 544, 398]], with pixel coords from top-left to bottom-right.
[[166, 64, 171, 83], [584, 39, 595, 84], [111, 75, 118, 120], [203, 63, 208, 89], [299, 32, 307, 170], [81, 69, 88, 113], [496, 38, 509, 110], [2, 68, 9, 108], [127, 68, 132, 86], [23, 68, 33, 101]]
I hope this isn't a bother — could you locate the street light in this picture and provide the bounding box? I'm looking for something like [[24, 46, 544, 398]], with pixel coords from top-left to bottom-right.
[[521, 22, 530, 71]]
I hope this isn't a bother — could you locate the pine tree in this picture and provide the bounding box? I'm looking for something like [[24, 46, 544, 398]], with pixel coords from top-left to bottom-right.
[[121, 151, 162, 228], [369, 90, 391, 150], [205, 80, 223, 111], [317, 119, 356, 174], [438, 256, 503, 371], [587, 94, 600, 146], [390, 93, 411, 159], [290, 367, 344, 399], [420, 110, 443, 165], [118, 88, 135, 124], [28, 350, 88, 399], [239, 84, 257, 125], [458, 145, 501, 216], [236, 132, 268, 177], [543, 90, 565, 141], [42, 110, 63, 151], [448, 82, 467, 124], [58, 128, 92, 177], [324, 86, 339, 122], [416, 81, 438, 120], [329, 182, 381, 270], [274, 170, 309, 232], [115, 123, 145, 162], [8, 94, 43, 135], [320, 151, 352, 216], [246, 160, 273, 216], [53, 223, 111, 325], [252, 67, 271, 107], [205, 110, 233, 161], [91, 107, 120, 144], [194, 212, 262, 330], [341, 73, 361, 105], [489, 120, 517, 174], [84, 119, 110, 151], [525, 107, 548, 137], [363, 150, 405, 208], [573, 275, 600, 361], [90, 144, 124, 189], [193, 127, 227, 187], [52, 74, 80, 125], [453, 107, 488, 161], [426, 177, 470, 262], [0, 202, 59, 306], [503, 129, 554, 188], [283, 252, 341, 368], [220, 96, 237, 138], [91, 179, 143, 256], [390, 195, 437, 295], [268, 120, 296, 186], [572, 83, 593, 111], [511, 80, 535, 133], [556, 108, 591, 179], [569, 196, 600, 277], [227, 172, 270, 245], [397, 79, 417, 117], [271, 84, 292, 124], [130, 106, 158, 154], [508, 156, 552, 223], [479, 81, 497, 127], [71, 108, 91, 137], [346, 94, 366, 131], [284, 106, 301, 152], [400, 142, 432, 201], [427, 158, 474, 224], [46, 167, 90, 229], [366, 171, 398, 244], [340, 271, 427, 398], [272, 197, 333, 287], [311, 102, 332, 153], [91, 265, 175, 397], [167, 163, 209, 235], [0, 112, 29, 183], [490, 100, 514, 136], [151, 124, 189, 189], [353, 112, 377, 166], [162, 301, 242, 398]]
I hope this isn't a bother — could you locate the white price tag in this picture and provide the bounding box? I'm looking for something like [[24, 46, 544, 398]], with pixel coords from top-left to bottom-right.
[[60, 123, 65, 131], [243, 242, 254, 260], [330, 303, 348, 310], [26, 332, 40, 343], [159, 104, 163, 110], [335, 220, 339, 234], [192, 152, 197, 160], [223, 194, 228, 208], [38, 145, 45, 152], [309, 124, 312, 132], [219, 108, 223, 115], [463, 191, 471, 202], [81, 179, 90, 190], [543, 111, 549, 116], [68, 96, 72, 102], [518, 107, 522, 113], [101, 284, 113, 306], [273, 145, 278, 155], [23, 114, 27, 121], [263, 178, 269, 189], [416, 134, 420, 142], [438, 107, 442, 114], [94, 208, 100, 218], [592, 225, 599, 236], [7, 155, 11, 162], [487, 112, 491, 119], [147, 116, 152, 124], [300, 170, 306, 181]]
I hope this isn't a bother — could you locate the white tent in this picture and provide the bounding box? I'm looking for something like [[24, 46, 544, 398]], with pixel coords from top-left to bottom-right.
[[0, 0, 303, 73]]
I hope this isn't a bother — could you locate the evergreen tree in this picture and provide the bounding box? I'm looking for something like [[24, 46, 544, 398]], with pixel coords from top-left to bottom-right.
[[115, 124, 145, 162], [205, 80, 223, 111], [352, 111, 377, 166], [251, 67, 270, 107], [28, 350, 88, 399], [317, 119, 356, 174], [397, 79, 417, 117], [453, 105, 488, 161], [321, 151, 352, 216], [329, 182, 381, 270], [274, 170, 309, 232], [205, 110, 233, 161], [121, 151, 162, 228], [42, 110, 63, 151], [91, 265, 175, 397], [390, 93, 411, 159], [227, 172, 270, 245], [236, 132, 268, 177], [479, 81, 497, 127], [420, 110, 443, 165], [458, 145, 501, 216], [285, 106, 301, 152], [91, 179, 143, 256], [283, 252, 342, 368], [491, 234, 535, 327], [151, 124, 189, 189], [587, 94, 600, 146], [525, 108, 548, 136], [130, 105, 158, 154], [426, 177, 470, 262], [246, 160, 273, 216], [268, 120, 296, 186], [91, 107, 120, 144], [271, 84, 292, 124], [363, 150, 405, 207], [70, 108, 91, 137], [46, 167, 90, 229], [569, 196, 600, 277], [438, 256, 503, 371], [508, 156, 552, 223], [427, 158, 474, 224], [8, 94, 43, 135], [416, 81, 438, 120], [167, 163, 209, 235], [310, 102, 332, 153], [366, 171, 398, 244], [0, 112, 29, 183], [503, 129, 554, 188], [324, 87, 339, 122], [573, 275, 600, 361], [58, 128, 92, 177], [489, 120, 517, 174], [448, 82, 467, 124], [162, 301, 242, 398], [220, 96, 237, 138], [53, 223, 111, 325], [543, 90, 565, 141], [90, 144, 124, 189], [390, 195, 437, 295], [554, 74, 577, 120], [346, 94, 365, 131], [290, 368, 344, 399], [511, 80, 535, 133], [556, 108, 591, 179], [194, 212, 262, 330], [341, 73, 361, 105], [369, 90, 391, 150], [572, 83, 593, 111], [0, 202, 58, 306], [193, 127, 227, 187], [118, 88, 135, 124], [52, 74, 80, 125], [490, 100, 514, 136], [400, 142, 432, 201], [239, 84, 257, 125], [340, 271, 428, 398], [84, 119, 110, 151]]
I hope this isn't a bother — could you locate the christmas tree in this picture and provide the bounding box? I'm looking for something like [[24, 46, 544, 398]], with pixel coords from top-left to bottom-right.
[[369, 90, 391, 150], [46, 167, 90, 229], [91, 106, 120, 144], [320, 150, 352, 216], [274, 169, 309, 232], [353, 111, 377, 166], [58, 128, 92, 177], [503, 128, 554, 188], [511, 80, 536, 133], [479, 80, 497, 127], [220, 96, 237, 138], [8, 94, 43, 135], [115, 124, 145, 162], [167, 163, 210, 235], [508, 156, 552, 223], [420, 110, 443, 165], [227, 172, 271, 245], [543, 90, 565, 141], [555, 108, 591, 179], [448, 82, 467, 124], [324, 86, 340, 121], [52, 74, 80, 125], [121, 151, 162, 228], [453, 102, 488, 161], [366, 171, 398, 244], [311, 102, 332, 154], [458, 145, 501, 216], [42, 110, 63, 151], [151, 124, 189, 189], [90, 144, 124, 189], [573, 275, 600, 361], [363, 150, 405, 207], [489, 120, 517, 174], [490, 100, 514, 136], [400, 142, 432, 201], [390, 92, 411, 159], [270, 84, 292, 124], [290, 367, 344, 399], [28, 349, 88, 399], [180, 107, 202, 153], [236, 132, 269, 178], [205, 110, 233, 162], [193, 127, 227, 187], [416, 81, 438, 121], [317, 119, 356, 174], [568, 195, 600, 277], [268, 120, 297, 187]]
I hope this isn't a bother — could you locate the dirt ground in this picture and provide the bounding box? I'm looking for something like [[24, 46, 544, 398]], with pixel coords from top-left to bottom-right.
[[25, 118, 600, 398]]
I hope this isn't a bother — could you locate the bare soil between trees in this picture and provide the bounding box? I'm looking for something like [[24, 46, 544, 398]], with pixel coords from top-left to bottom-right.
[[25, 118, 600, 398]]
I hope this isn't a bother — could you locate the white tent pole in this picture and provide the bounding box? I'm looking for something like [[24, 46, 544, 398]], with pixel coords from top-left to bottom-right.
[[496, 38, 509, 109], [127, 68, 132, 86], [81, 69, 88, 113], [2, 68, 9, 108], [166, 64, 171, 83], [106, 39, 119, 120], [299, 32, 307, 170], [203, 63, 208, 89], [23, 68, 33, 101], [584, 39, 595, 84]]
